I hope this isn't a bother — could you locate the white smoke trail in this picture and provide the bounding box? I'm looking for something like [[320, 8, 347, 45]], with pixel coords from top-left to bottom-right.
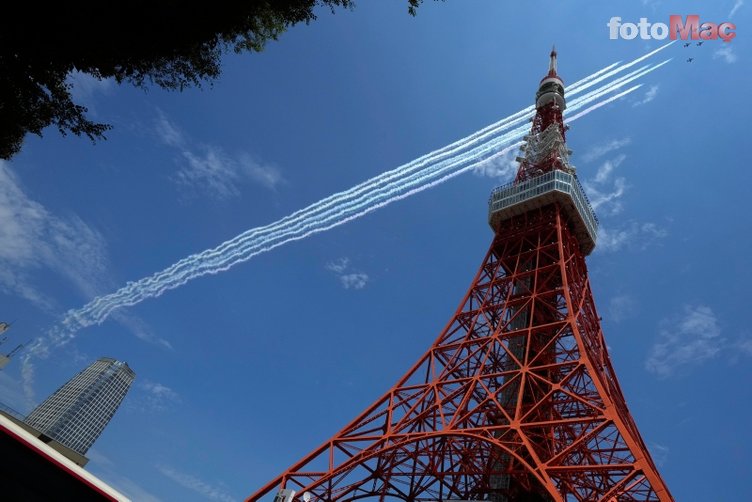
[[566, 61, 622, 92], [20, 82, 649, 403], [58, 51, 671, 328], [565, 84, 643, 123], [63, 63, 666, 335], [567, 40, 675, 95], [21, 45, 674, 394]]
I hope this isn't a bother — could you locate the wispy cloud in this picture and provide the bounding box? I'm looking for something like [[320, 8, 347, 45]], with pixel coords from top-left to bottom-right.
[[580, 140, 669, 253], [157, 465, 237, 502], [326, 258, 369, 290], [155, 112, 284, 200], [340, 273, 369, 290], [0, 165, 172, 403], [0, 371, 29, 415], [581, 138, 631, 163], [0, 162, 109, 311], [137, 380, 181, 412], [112, 313, 173, 350], [714, 45, 738, 64], [155, 112, 185, 148], [645, 305, 724, 377], [586, 177, 628, 215], [593, 153, 626, 184], [597, 222, 667, 253], [737, 337, 752, 355], [649, 443, 670, 467], [583, 154, 628, 216], [607, 294, 636, 322], [729, 0, 744, 18], [633, 84, 659, 107], [326, 257, 350, 274], [88, 449, 163, 502], [87, 448, 115, 468], [473, 146, 519, 181], [65, 71, 114, 116]]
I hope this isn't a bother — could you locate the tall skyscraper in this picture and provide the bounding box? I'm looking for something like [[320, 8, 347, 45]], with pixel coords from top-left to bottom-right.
[[25, 357, 135, 455]]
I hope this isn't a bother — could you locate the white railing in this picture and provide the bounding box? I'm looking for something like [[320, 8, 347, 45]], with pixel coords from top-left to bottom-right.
[[488, 170, 598, 253]]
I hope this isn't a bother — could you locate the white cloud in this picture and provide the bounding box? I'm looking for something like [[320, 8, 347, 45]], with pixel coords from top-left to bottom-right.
[[155, 111, 185, 148], [473, 146, 519, 181], [65, 71, 114, 116], [649, 443, 670, 467], [738, 337, 752, 355], [582, 153, 629, 216], [0, 162, 109, 310], [714, 45, 737, 64], [584, 177, 628, 216], [632, 85, 659, 107], [326, 258, 369, 290], [239, 153, 285, 191], [104, 474, 163, 502], [0, 371, 29, 415], [157, 465, 237, 502], [112, 312, 173, 350], [729, 0, 744, 18], [597, 226, 632, 252], [645, 305, 724, 377], [597, 222, 667, 253], [581, 138, 631, 163], [607, 295, 636, 322], [138, 380, 181, 412], [88, 450, 163, 502], [156, 112, 284, 199], [325, 258, 350, 274], [87, 448, 115, 468], [593, 154, 626, 184], [340, 273, 369, 290]]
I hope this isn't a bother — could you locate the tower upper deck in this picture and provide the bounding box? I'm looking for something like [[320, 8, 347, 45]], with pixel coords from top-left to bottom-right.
[[488, 170, 598, 255], [488, 48, 598, 255]]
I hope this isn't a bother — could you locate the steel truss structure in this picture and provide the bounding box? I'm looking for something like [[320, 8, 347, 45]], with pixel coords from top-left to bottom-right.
[[248, 49, 672, 502]]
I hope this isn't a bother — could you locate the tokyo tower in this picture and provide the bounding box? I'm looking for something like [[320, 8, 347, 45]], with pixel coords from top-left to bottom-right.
[[249, 49, 673, 502]]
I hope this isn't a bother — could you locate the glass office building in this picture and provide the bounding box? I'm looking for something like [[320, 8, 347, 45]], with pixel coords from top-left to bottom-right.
[[25, 357, 135, 455]]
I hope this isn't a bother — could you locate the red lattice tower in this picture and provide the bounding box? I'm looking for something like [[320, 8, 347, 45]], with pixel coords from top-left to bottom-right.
[[248, 49, 673, 502]]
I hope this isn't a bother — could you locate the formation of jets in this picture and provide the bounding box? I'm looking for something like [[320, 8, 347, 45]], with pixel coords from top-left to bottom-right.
[[683, 41, 703, 62]]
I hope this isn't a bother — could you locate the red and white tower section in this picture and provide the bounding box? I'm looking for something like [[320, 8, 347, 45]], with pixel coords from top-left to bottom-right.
[[248, 49, 674, 502]]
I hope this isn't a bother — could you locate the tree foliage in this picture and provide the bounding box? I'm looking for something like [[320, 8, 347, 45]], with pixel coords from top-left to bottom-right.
[[0, 0, 428, 159]]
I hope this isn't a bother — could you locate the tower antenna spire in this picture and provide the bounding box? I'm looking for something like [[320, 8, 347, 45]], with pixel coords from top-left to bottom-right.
[[515, 47, 569, 183], [549, 44, 558, 75]]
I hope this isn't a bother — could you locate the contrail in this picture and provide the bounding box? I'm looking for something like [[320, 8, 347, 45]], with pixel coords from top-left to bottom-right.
[[62, 57, 663, 331], [59, 75, 660, 337], [31, 45, 673, 355], [565, 84, 644, 123], [566, 40, 675, 95], [75, 60, 668, 319]]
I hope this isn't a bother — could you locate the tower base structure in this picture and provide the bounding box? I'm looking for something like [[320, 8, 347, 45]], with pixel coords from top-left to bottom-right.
[[249, 198, 671, 501]]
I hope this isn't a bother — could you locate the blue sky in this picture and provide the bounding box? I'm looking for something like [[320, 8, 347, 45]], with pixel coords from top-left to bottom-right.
[[0, 1, 750, 500]]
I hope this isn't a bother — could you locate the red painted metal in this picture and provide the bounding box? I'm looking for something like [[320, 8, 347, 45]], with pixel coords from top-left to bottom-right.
[[247, 50, 672, 502]]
